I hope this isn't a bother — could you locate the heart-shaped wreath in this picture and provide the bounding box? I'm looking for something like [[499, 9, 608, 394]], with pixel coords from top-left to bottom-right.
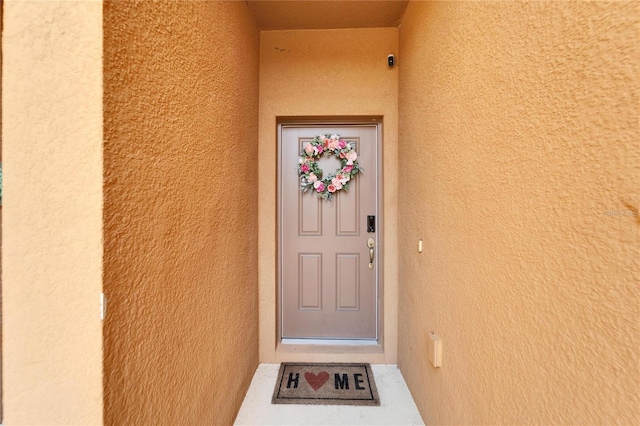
[[299, 134, 363, 201]]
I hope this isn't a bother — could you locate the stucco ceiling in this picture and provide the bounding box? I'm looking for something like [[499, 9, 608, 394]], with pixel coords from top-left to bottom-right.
[[246, 1, 409, 30]]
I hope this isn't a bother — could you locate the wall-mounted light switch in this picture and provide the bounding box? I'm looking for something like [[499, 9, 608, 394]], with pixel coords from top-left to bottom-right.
[[418, 239, 423, 253]]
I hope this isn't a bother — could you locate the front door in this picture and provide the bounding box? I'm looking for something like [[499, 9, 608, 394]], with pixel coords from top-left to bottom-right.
[[279, 124, 380, 340]]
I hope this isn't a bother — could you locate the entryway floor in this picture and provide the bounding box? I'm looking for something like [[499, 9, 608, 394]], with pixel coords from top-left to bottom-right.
[[234, 364, 425, 425]]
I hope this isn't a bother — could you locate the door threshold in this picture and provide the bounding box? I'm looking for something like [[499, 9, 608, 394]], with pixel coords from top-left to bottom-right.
[[281, 338, 379, 346], [276, 339, 384, 360]]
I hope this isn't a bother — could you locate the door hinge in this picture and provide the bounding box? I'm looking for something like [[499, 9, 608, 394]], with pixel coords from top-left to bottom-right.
[[100, 293, 107, 321]]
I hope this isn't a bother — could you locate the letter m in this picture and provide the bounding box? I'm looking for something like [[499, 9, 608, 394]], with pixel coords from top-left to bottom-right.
[[334, 373, 349, 389]]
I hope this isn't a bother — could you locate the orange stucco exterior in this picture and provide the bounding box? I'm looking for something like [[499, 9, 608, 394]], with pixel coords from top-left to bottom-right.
[[103, 2, 259, 424], [2, 1, 638, 425], [2, 1, 103, 424], [398, 1, 639, 424], [258, 28, 399, 364]]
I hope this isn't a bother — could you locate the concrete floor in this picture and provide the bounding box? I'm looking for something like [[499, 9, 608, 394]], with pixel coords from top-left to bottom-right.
[[234, 364, 425, 425]]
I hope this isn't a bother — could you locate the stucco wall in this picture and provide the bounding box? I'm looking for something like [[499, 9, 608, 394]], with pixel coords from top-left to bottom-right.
[[2, 1, 104, 424], [103, 2, 259, 424], [259, 28, 399, 363], [398, 1, 639, 424]]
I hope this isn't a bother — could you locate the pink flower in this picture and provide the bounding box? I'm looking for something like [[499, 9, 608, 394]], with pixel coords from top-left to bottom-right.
[[308, 173, 318, 183], [328, 140, 338, 150], [336, 174, 349, 184], [317, 145, 324, 154], [338, 140, 347, 149], [304, 143, 314, 156], [314, 181, 325, 192], [328, 184, 336, 193], [343, 165, 353, 173], [331, 178, 343, 190], [346, 151, 358, 162], [300, 164, 309, 173]]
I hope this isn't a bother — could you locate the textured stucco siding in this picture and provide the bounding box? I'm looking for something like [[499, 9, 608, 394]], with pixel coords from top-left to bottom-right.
[[398, 1, 639, 424], [103, 2, 260, 424], [2, 1, 104, 424], [258, 28, 399, 363]]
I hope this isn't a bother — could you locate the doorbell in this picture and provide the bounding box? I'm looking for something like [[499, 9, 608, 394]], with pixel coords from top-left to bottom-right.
[[387, 54, 395, 68]]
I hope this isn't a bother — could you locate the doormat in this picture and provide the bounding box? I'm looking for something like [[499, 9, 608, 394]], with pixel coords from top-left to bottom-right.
[[272, 363, 380, 406]]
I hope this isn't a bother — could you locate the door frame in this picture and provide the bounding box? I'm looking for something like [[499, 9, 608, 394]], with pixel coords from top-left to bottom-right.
[[276, 117, 384, 348]]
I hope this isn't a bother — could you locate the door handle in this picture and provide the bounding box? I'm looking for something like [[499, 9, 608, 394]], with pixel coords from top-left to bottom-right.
[[367, 238, 375, 270]]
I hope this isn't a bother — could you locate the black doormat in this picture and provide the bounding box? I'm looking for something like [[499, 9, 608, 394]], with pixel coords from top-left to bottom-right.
[[272, 362, 380, 406]]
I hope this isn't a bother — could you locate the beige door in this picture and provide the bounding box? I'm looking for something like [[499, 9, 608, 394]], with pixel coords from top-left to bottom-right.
[[279, 124, 379, 340]]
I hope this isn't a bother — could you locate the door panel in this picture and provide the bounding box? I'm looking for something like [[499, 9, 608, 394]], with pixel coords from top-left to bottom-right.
[[280, 125, 379, 339], [336, 178, 360, 235], [299, 254, 322, 310], [336, 254, 360, 310], [299, 192, 322, 235]]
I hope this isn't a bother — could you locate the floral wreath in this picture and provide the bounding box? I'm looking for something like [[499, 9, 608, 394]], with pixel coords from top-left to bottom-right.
[[299, 134, 363, 201]]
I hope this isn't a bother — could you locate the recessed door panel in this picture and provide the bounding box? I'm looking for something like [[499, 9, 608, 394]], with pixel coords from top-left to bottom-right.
[[299, 194, 322, 236], [298, 254, 322, 310], [336, 254, 360, 311], [298, 139, 323, 236], [336, 154, 360, 236]]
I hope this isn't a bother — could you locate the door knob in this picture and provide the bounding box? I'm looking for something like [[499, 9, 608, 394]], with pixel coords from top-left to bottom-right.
[[367, 238, 375, 269]]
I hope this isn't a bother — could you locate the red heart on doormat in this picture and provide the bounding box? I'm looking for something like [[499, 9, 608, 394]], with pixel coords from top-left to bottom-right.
[[304, 371, 329, 391]]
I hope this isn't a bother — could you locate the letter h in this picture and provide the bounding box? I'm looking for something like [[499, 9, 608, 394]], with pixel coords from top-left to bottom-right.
[[287, 372, 299, 389]]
